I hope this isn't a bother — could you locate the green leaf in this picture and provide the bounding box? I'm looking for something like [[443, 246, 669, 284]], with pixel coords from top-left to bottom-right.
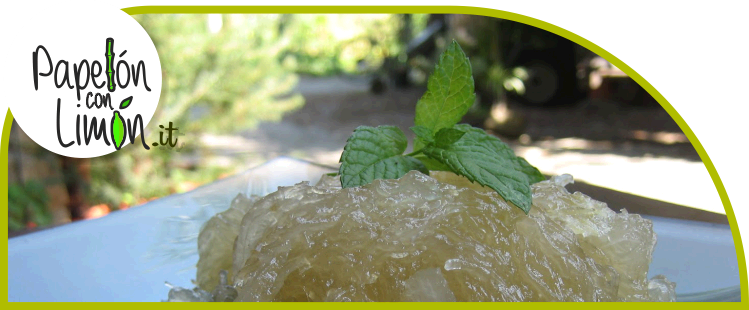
[[414, 40, 476, 147], [422, 125, 533, 214], [513, 156, 546, 184], [412, 154, 451, 172], [119, 96, 133, 109], [434, 127, 466, 148], [339, 126, 429, 188], [111, 111, 126, 150], [410, 125, 434, 144]]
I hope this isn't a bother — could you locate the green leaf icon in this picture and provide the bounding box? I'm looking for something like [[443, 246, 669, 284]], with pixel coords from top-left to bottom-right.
[[119, 96, 133, 109], [111, 111, 126, 150]]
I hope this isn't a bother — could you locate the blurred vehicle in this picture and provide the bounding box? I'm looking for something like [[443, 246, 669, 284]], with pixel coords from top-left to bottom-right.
[[377, 14, 653, 109]]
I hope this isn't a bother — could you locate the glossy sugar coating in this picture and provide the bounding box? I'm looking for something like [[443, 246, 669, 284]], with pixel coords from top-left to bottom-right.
[[192, 171, 675, 302]]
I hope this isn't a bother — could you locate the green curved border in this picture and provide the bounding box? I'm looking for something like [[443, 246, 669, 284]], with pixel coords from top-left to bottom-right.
[[2, 5, 744, 303]]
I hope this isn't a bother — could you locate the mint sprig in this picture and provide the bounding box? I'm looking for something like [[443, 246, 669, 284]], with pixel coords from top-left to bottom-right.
[[413, 41, 476, 149], [336, 40, 544, 214]]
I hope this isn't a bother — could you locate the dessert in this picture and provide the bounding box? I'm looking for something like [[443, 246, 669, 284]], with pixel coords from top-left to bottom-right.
[[168, 171, 675, 302]]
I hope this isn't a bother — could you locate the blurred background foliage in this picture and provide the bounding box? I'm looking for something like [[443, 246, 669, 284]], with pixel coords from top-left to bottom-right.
[[10, 14, 675, 235], [8, 14, 432, 232], [8, 181, 51, 231], [278, 14, 428, 75], [88, 14, 428, 210]]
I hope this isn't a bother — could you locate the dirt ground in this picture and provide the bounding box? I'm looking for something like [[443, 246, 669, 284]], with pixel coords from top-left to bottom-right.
[[196, 75, 724, 216]]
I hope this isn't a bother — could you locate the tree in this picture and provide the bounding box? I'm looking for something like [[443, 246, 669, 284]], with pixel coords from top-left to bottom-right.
[[87, 14, 304, 208]]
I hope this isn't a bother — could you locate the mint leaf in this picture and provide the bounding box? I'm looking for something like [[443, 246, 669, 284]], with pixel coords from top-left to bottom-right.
[[412, 154, 451, 172], [335, 41, 545, 216], [414, 40, 476, 147], [434, 127, 466, 148], [339, 126, 428, 188], [421, 125, 533, 214], [410, 126, 434, 144], [513, 156, 545, 184]]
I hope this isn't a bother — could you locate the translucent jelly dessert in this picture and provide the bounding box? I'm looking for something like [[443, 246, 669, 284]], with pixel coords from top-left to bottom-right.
[[170, 171, 675, 302]]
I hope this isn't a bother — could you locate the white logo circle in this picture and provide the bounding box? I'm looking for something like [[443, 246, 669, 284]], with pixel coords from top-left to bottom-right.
[[10, 10, 161, 158]]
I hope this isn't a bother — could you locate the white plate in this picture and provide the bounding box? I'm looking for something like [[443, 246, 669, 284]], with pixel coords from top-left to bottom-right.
[[7, 157, 741, 301]]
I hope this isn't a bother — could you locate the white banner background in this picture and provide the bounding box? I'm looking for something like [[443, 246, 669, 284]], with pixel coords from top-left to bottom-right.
[[1, 0, 747, 296]]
